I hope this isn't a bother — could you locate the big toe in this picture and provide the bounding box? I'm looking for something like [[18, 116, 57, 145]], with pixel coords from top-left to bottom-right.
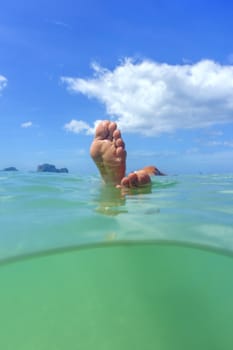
[[95, 120, 110, 140]]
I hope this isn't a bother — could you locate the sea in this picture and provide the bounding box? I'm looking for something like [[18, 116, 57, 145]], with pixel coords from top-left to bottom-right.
[[0, 171, 233, 350]]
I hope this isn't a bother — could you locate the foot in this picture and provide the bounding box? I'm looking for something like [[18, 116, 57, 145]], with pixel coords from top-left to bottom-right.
[[90, 120, 127, 185], [120, 170, 151, 188], [120, 165, 166, 188], [142, 165, 165, 176]]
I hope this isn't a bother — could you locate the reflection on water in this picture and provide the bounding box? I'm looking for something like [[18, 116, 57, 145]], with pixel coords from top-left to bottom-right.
[[94, 185, 127, 215], [94, 183, 153, 216]]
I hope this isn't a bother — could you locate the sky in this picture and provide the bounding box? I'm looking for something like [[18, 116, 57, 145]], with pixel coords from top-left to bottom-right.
[[1, 0, 233, 175]]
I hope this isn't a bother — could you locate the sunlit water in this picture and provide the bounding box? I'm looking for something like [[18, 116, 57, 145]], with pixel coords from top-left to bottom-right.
[[0, 172, 233, 349]]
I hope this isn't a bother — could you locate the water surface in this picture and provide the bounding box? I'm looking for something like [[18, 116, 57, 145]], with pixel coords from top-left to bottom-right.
[[0, 172, 233, 349], [0, 172, 232, 261]]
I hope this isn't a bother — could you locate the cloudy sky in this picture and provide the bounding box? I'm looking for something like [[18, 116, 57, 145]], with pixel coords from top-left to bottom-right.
[[1, 0, 233, 174]]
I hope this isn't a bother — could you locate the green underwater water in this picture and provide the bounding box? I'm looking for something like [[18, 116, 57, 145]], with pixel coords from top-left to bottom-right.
[[0, 243, 233, 350], [0, 172, 233, 349]]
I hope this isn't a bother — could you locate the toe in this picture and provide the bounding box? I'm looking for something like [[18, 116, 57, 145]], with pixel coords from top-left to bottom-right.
[[121, 177, 130, 187], [108, 122, 117, 140], [136, 171, 151, 185], [116, 138, 125, 148], [116, 146, 126, 157], [113, 129, 121, 139], [95, 120, 110, 139], [128, 173, 138, 187]]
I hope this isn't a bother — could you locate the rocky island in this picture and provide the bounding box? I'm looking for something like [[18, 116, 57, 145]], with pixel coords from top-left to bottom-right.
[[3, 167, 18, 171], [37, 164, 69, 173]]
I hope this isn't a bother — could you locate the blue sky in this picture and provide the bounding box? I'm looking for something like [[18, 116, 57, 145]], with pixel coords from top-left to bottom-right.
[[1, 0, 233, 174]]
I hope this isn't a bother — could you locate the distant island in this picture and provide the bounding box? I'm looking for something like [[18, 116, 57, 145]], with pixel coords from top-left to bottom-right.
[[37, 164, 69, 173], [3, 167, 18, 171]]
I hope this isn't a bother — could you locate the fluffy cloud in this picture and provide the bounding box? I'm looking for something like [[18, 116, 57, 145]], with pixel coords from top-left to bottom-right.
[[0, 75, 7, 93], [21, 121, 33, 128], [64, 119, 94, 134], [62, 59, 233, 136]]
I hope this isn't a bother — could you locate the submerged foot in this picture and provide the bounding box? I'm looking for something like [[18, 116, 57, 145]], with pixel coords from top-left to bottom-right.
[[120, 170, 151, 188], [90, 120, 127, 185]]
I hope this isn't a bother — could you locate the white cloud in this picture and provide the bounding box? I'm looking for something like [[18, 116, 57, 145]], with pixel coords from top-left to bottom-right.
[[21, 121, 33, 128], [205, 140, 233, 148], [64, 119, 94, 135], [0, 75, 7, 93], [61, 58, 233, 136]]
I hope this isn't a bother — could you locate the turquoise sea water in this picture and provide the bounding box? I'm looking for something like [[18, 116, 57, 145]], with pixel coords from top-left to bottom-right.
[[0, 172, 233, 349]]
